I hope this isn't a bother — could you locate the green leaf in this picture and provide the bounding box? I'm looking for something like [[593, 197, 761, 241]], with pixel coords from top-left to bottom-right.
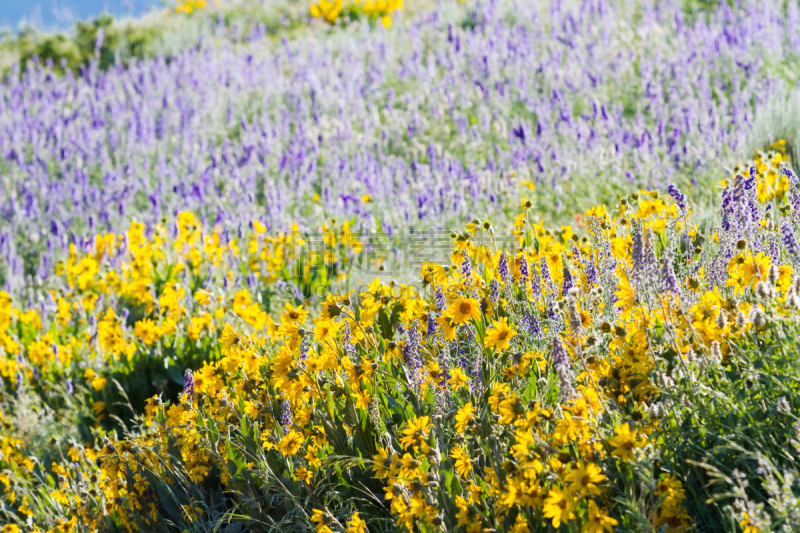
[[240, 414, 250, 439]]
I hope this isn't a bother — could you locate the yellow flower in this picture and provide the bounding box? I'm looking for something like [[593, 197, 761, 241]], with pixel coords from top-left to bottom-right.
[[740, 512, 761, 533], [346, 511, 367, 533], [608, 423, 643, 462], [448, 367, 469, 389], [278, 431, 304, 456], [281, 303, 309, 325], [727, 251, 770, 292], [399, 415, 431, 451], [510, 513, 531, 533], [175, 0, 207, 14], [309, 0, 343, 24], [449, 297, 481, 324], [92, 400, 106, 420], [354, 390, 371, 410], [91, 376, 107, 391], [454, 402, 475, 434], [542, 487, 575, 529], [497, 394, 523, 425], [450, 445, 473, 477], [313, 319, 341, 344], [135, 318, 162, 344], [484, 317, 517, 351], [583, 501, 619, 533], [565, 461, 606, 496], [311, 509, 334, 533], [436, 311, 458, 340], [372, 447, 395, 477], [455, 495, 482, 532]]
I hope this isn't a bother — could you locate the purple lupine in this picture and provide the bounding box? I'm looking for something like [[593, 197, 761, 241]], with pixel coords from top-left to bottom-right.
[[721, 187, 734, 231], [570, 241, 582, 265], [435, 287, 446, 311], [470, 350, 483, 395], [748, 199, 761, 224], [546, 301, 562, 334], [780, 164, 798, 184], [748, 166, 758, 187], [341, 322, 355, 358], [518, 254, 529, 291], [183, 369, 195, 399], [519, 254, 529, 279], [782, 223, 800, 256], [529, 265, 542, 301], [552, 336, 575, 401], [426, 311, 438, 337], [403, 321, 422, 370], [661, 253, 681, 297], [490, 279, 500, 304], [584, 259, 598, 288], [524, 310, 542, 339], [561, 259, 573, 297], [632, 222, 644, 274], [461, 251, 472, 278], [497, 252, 509, 282], [280, 399, 292, 434], [299, 335, 312, 367], [540, 257, 553, 287], [667, 183, 687, 213]]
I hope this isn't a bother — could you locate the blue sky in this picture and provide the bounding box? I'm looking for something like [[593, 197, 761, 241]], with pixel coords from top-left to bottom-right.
[[0, 0, 162, 31]]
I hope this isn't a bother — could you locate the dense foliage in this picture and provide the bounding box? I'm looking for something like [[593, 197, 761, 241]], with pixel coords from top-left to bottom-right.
[[0, 147, 799, 533]]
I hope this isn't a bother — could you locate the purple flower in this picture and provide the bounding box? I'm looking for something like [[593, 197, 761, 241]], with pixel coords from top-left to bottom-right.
[[490, 279, 500, 304], [435, 288, 446, 311], [540, 257, 553, 287], [280, 400, 292, 434], [782, 223, 800, 256], [552, 336, 575, 401], [426, 311, 438, 337], [341, 322, 355, 358], [461, 251, 472, 278], [667, 183, 687, 213], [498, 252, 509, 282], [661, 253, 681, 297], [183, 369, 195, 399], [561, 260, 573, 297]]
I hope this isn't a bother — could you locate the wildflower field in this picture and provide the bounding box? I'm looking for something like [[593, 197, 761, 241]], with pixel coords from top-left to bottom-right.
[[2, 0, 800, 532]]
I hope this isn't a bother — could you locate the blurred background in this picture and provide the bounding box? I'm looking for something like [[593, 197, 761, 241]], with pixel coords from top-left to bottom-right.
[[0, 0, 161, 30]]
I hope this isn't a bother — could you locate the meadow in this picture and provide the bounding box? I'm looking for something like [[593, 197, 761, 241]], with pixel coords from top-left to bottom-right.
[[1, 0, 800, 532]]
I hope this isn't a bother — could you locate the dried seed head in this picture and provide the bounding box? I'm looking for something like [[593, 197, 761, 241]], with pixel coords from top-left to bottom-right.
[[755, 281, 772, 300], [716, 310, 727, 330], [710, 341, 722, 363], [567, 286, 580, 297], [735, 310, 747, 329], [749, 306, 767, 328], [768, 264, 780, 287]]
